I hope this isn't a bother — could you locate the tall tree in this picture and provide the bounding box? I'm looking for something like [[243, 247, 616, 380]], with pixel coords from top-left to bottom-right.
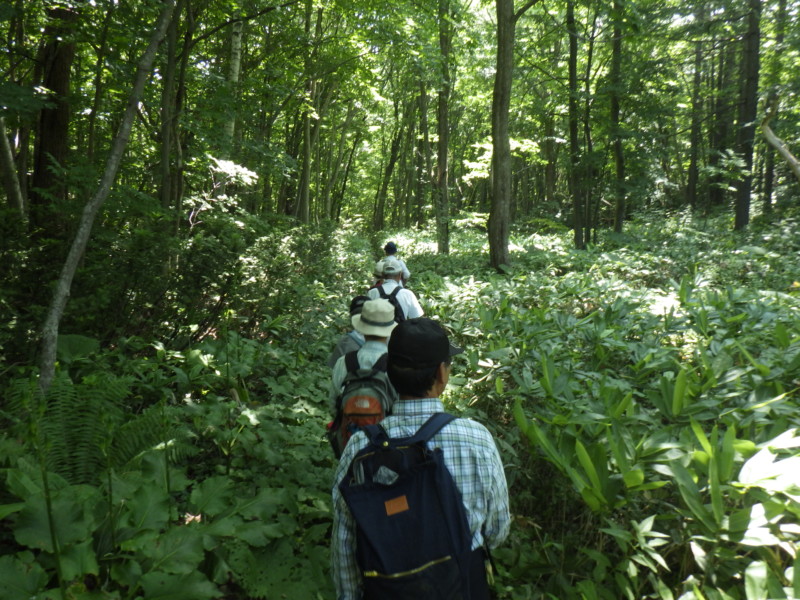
[[29, 6, 78, 235], [610, 0, 626, 233], [733, 0, 761, 230], [436, 0, 454, 254], [567, 0, 584, 249], [489, 0, 540, 270]]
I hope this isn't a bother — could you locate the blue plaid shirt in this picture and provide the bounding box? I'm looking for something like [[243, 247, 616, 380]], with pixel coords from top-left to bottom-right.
[[330, 398, 511, 600]]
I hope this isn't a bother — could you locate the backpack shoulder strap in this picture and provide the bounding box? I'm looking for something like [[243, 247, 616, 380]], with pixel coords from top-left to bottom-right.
[[408, 413, 456, 445], [344, 350, 360, 374], [347, 330, 365, 347], [377, 285, 388, 299], [371, 353, 388, 372], [389, 286, 402, 300]]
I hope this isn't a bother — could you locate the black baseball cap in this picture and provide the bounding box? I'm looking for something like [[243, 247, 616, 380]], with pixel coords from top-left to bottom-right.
[[388, 318, 464, 368]]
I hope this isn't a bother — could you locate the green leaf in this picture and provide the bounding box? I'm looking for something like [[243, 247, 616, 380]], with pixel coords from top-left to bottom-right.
[[140, 571, 220, 600], [672, 367, 688, 417], [190, 476, 234, 517], [575, 440, 603, 495], [745, 560, 768, 600], [671, 461, 717, 533], [623, 468, 645, 488], [690, 420, 713, 455], [0, 554, 50, 600]]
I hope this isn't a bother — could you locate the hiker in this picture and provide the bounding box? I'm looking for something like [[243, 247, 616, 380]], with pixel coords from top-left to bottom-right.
[[327, 295, 369, 368], [383, 241, 411, 283], [366, 257, 423, 321], [368, 260, 385, 290], [328, 298, 397, 415], [331, 317, 511, 599]]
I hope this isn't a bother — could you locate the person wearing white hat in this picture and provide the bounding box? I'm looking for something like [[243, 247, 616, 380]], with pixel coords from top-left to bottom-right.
[[366, 257, 423, 321], [328, 298, 397, 413]]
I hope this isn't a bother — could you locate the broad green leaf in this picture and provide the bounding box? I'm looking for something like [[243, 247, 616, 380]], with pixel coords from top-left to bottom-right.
[[140, 570, 220, 600], [744, 560, 768, 600], [623, 468, 645, 488], [0, 554, 49, 600], [190, 476, 234, 517]]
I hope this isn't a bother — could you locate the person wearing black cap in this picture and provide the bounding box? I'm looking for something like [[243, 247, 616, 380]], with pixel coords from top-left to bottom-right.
[[331, 317, 511, 599], [383, 241, 410, 283]]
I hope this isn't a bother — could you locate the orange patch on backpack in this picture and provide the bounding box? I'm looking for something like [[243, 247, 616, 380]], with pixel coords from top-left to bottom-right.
[[385, 495, 409, 516]]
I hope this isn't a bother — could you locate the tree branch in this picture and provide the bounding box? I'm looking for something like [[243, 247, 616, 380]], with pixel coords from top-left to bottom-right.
[[761, 111, 800, 186], [514, 0, 542, 23]]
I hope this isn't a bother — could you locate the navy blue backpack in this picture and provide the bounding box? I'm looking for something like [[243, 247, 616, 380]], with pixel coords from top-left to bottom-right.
[[338, 413, 474, 599]]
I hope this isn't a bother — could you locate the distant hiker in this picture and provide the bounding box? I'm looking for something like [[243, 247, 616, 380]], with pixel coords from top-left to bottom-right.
[[331, 317, 511, 599], [367, 257, 423, 322], [328, 298, 397, 415], [368, 260, 385, 290], [383, 241, 410, 283], [327, 295, 369, 368]]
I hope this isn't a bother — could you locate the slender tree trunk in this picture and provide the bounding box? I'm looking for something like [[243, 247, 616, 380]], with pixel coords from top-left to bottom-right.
[[87, 4, 116, 161], [222, 18, 243, 156], [734, 0, 761, 230], [761, 114, 800, 185], [761, 0, 784, 213], [610, 0, 626, 233], [435, 0, 453, 254], [419, 81, 435, 224], [567, 0, 584, 249], [687, 17, 704, 209], [159, 3, 180, 210], [489, 0, 515, 269], [0, 117, 26, 220], [372, 125, 402, 231], [39, 0, 177, 394]]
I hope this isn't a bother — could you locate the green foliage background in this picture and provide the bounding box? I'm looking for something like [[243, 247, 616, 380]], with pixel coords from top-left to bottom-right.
[[2, 207, 800, 599]]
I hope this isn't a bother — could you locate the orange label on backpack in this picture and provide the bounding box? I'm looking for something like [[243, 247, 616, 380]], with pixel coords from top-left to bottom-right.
[[385, 495, 409, 516]]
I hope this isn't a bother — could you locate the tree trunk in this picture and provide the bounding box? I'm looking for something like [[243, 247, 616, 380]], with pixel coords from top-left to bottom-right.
[[687, 18, 704, 210], [39, 0, 177, 394], [761, 0, 785, 213], [610, 0, 626, 233], [734, 0, 761, 231], [488, 0, 515, 269], [567, 0, 584, 249], [0, 117, 26, 220], [30, 6, 78, 235], [372, 126, 402, 231], [159, 3, 180, 210], [436, 0, 453, 254], [222, 18, 243, 156]]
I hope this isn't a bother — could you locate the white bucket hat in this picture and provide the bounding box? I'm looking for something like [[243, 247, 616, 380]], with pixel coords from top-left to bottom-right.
[[382, 257, 402, 277], [352, 299, 397, 337], [373, 259, 385, 278]]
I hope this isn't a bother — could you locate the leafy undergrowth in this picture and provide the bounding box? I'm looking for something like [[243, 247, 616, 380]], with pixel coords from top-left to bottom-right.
[[2, 208, 800, 599]]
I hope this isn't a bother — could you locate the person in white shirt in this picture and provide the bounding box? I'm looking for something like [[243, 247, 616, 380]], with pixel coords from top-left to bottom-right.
[[367, 257, 423, 321], [383, 241, 411, 283]]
